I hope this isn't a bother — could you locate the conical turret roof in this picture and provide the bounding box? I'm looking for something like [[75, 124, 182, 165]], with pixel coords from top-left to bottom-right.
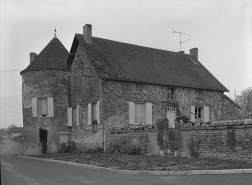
[[21, 37, 69, 74]]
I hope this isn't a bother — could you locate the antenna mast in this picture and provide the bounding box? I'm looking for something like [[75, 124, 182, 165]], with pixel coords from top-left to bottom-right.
[[172, 29, 192, 51]]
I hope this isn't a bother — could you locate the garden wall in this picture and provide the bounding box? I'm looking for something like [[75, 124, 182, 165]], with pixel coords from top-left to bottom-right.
[[105, 131, 159, 155], [179, 119, 252, 161]]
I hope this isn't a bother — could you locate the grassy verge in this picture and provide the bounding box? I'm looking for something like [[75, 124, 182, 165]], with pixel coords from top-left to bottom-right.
[[31, 153, 252, 171]]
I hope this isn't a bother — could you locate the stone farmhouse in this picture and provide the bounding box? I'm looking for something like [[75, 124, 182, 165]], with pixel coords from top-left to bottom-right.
[[20, 24, 240, 155]]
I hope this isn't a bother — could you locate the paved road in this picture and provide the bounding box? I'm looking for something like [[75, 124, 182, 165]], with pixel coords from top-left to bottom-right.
[[0, 139, 24, 155], [1, 155, 252, 185]]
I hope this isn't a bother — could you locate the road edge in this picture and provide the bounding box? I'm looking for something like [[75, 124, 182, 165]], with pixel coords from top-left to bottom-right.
[[18, 155, 252, 175]]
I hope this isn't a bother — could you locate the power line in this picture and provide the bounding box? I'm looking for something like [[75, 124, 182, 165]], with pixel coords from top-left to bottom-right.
[[0, 70, 22, 72], [0, 108, 22, 114], [0, 95, 22, 99]]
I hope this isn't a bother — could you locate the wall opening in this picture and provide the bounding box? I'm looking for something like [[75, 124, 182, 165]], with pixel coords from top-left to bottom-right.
[[39, 128, 48, 154]]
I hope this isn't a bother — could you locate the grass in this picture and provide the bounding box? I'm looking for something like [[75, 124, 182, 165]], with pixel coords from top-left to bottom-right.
[[32, 152, 252, 171]]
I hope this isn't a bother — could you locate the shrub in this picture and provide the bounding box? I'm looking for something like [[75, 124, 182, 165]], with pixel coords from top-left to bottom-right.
[[86, 147, 104, 153], [59, 141, 76, 153], [107, 136, 147, 155]]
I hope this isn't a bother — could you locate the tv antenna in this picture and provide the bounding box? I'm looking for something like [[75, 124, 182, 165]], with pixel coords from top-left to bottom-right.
[[172, 29, 192, 51]]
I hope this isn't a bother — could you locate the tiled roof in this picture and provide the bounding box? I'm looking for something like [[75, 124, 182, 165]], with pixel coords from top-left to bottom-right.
[[70, 34, 228, 92], [21, 37, 69, 74]]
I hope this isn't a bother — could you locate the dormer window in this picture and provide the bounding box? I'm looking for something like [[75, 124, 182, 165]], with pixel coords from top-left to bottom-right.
[[136, 84, 143, 93], [167, 88, 174, 99]]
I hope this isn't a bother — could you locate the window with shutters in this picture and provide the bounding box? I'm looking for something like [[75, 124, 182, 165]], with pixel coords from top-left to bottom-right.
[[88, 102, 100, 126], [129, 102, 152, 125], [32, 98, 54, 118], [38, 98, 48, 117]]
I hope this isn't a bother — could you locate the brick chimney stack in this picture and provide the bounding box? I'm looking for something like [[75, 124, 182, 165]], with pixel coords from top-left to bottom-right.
[[30, 52, 37, 63], [83, 24, 92, 44], [190, 48, 198, 62]]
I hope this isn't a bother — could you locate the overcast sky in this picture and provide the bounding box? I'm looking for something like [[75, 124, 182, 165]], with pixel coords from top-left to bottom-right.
[[0, 0, 251, 128]]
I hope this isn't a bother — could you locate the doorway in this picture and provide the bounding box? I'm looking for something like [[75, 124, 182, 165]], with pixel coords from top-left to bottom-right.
[[39, 128, 48, 154], [166, 105, 176, 128]]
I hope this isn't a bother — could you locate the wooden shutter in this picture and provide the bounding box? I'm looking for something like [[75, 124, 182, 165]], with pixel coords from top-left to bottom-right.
[[190, 105, 195, 122], [47, 98, 54, 117], [32, 98, 37, 117], [129, 102, 135, 124], [146, 103, 152, 125], [96, 102, 100, 124], [203, 106, 209, 122], [76, 105, 80, 126], [88, 103, 92, 125], [67, 108, 72, 126]]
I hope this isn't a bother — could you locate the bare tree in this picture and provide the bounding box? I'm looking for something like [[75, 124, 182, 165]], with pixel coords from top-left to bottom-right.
[[236, 87, 252, 119]]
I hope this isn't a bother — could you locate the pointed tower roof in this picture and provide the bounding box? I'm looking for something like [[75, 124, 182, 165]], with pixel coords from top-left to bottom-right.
[[21, 37, 69, 74]]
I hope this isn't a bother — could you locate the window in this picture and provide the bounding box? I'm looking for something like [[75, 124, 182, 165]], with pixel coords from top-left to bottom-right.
[[167, 105, 176, 112], [167, 88, 174, 99], [92, 103, 97, 122], [136, 84, 143, 93], [32, 98, 54, 118], [134, 103, 146, 124], [88, 102, 100, 125], [67, 106, 80, 126], [38, 98, 48, 117], [195, 106, 202, 119], [190, 105, 209, 122], [129, 102, 152, 125], [73, 107, 77, 125]]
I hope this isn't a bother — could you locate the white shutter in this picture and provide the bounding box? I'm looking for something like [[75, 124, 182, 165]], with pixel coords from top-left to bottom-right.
[[190, 105, 195, 122], [88, 103, 92, 125], [47, 98, 54, 117], [203, 106, 209, 122], [146, 103, 152, 125], [67, 108, 72, 126], [32, 98, 37, 117], [129, 102, 135, 124], [96, 102, 100, 124], [76, 105, 80, 126]]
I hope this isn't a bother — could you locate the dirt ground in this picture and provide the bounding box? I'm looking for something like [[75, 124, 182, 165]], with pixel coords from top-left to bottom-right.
[[0, 139, 24, 155], [32, 152, 252, 171]]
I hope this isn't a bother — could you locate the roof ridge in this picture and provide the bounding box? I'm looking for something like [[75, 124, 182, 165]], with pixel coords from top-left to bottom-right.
[[75, 33, 187, 55]]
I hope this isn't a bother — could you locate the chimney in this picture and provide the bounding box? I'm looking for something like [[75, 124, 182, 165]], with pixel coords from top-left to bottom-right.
[[30, 52, 37, 63], [190, 48, 198, 62], [83, 24, 92, 44]]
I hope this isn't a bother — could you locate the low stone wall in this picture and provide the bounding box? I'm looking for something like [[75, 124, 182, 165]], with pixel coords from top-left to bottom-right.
[[105, 131, 159, 155], [179, 119, 252, 161]]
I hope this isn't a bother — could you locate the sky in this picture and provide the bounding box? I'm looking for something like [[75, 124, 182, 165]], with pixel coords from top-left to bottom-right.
[[0, 0, 251, 128]]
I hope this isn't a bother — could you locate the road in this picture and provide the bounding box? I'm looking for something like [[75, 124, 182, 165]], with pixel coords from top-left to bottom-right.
[[1, 155, 252, 185], [0, 139, 24, 155]]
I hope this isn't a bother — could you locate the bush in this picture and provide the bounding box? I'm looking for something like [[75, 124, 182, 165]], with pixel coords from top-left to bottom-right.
[[86, 147, 104, 153], [107, 136, 147, 155], [59, 141, 76, 153]]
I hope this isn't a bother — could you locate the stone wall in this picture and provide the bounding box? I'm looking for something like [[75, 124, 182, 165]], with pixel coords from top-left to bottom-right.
[[179, 119, 252, 161], [102, 81, 240, 129], [105, 131, 159, 155], [22, 70, 70, 155], [70, 43, 103, 148]]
